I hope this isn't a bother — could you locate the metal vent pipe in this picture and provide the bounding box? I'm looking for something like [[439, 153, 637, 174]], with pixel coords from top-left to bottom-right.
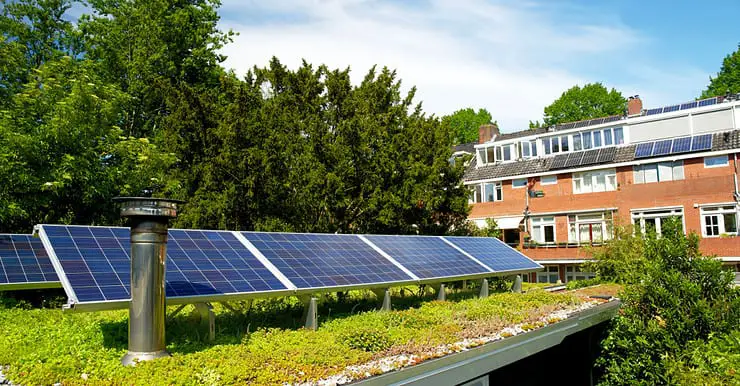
[[114, 197, 183, 366]]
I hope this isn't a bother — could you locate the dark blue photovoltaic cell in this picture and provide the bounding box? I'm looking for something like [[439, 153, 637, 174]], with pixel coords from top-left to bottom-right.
[[442, 237, 540, 272], [364, 235, 489, 279], [652, 139, 672, 156], [680, 101, 698, 110], [634, 142, 654, 158], [646, 108, 663, 116], [690, 134, 712, 151], [41, 225, 286, 303], [698, 97, 717, 107], [663, 105, 680, 113], [242, 233, 412, 289], [671, 137, 691, 153], [0, 235, 58, 286]]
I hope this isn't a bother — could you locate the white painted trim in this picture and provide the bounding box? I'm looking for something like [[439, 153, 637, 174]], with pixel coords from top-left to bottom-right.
[[464, 148, 740, 185], [533, 259, 589, 264], [720, 257, 740, 262], [540, 175, 558, 185], [698, 202, 739, 208], [630, 205, 684, 213], [527, 207, 618, 217]]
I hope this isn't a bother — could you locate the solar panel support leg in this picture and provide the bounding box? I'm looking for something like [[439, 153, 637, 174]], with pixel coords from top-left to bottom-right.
[[511, 275, 523, 293], [372, 288, 392, 311], [479, 278, 489, 298], [434, 284, 446, 301], [301, 296, 318, 331], [194, 302, 215, 342], [166, 304, 188, 322]]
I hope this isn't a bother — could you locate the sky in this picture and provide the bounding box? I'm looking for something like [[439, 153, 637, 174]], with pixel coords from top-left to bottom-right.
[[218, 0, 740, 133]]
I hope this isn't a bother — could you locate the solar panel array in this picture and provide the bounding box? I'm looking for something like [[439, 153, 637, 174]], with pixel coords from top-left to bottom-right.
[[549, 147, 617, 171], [37, 226, 541, 309], [555, 115, 622, 131], [633, 134, 713, 159], [0, 234, 58, 289], [646, 97, 718, 116]]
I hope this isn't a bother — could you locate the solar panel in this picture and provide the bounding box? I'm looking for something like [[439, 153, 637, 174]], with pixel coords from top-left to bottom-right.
[[596, 147, 616, 163], [442, 237, 541, 272], [242, 232, 413, 289], [646, 108, 663, 116], [564, 152, 584, 168], [690, 134, 712, 151], [39, 225, 289, 306], [663, 105, 680, 113], [549, 153, 569, 169], [589, 117, 605, 126], [698, 97, 717, 107], [0, 235, 59, 289], [603, 116, 621, 123], [680, 101, 698, 110], [652, 139, 672, 156], [364, 235, 489, 280], [574, 121, 589, 128], [581, 149, 600, 165], [560, 122, 576, 130], [634, 142, 654, 158], [671, 137, 691, 153]]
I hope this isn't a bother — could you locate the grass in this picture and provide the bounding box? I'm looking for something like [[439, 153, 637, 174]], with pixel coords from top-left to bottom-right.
[[0, 284, 616, 385]]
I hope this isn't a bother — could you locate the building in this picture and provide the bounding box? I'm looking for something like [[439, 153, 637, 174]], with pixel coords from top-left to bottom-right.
[[463, 95, 740, 284]]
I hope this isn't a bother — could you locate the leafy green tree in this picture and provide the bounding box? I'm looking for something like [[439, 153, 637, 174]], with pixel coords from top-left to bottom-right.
[[584, 223, 647, 284], [595, 218, 740, 385], [440, 108, 493, 144], [701, 44, 740, 98], [540, 83, 626, 126]]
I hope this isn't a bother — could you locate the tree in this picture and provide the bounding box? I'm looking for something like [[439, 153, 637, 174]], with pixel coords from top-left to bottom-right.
[[440, 108, 493, 144], [701, 44, 740, 98], [540, 83, 626, 126]]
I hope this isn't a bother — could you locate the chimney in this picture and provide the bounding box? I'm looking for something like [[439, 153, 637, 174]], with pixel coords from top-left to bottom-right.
[[478, 123, 500, 144], [628, 95, 643, 116], [115, 197, 183, 366]]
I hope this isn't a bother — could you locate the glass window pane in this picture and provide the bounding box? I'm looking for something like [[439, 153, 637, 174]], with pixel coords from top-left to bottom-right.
[[531, 141, 538, 156], [496, 146, 502, 161], [592, 223, 603, 241], [573, 134, 582, 151], [521, 142, 530, 157], [485, 183, 495, 202], [495, 183, 503, 201], [513, 178, 527, 188], [579, 224, 590, 242], [644, 165, 658, 183], [486, 147, 495, 163], [561, 136, 569, 152], [503, 146, 511, 161], [478, 149, 486, 164], [543, 139, 551, 154], [551, 137, 560, 153], [705, 215, 719, 236], [704, 155, 728, 167], [614, 128, 624, 144], [658, 162, 673, 181], [544, 226, 555, 242], [673, 162, 684, 180], [594, 173, 606, 192], [582, 174, 592, 192], [569, 223, 577, 241], [724, 213, 737, 233], [541, 175, 557, 185], [583, 132, 592, 149], [593, 131, 602, 147], [604, 129, 613, 145], [474, 185, 482, 203], [634, 166, 644, 184], [607, 175, 617, 191]]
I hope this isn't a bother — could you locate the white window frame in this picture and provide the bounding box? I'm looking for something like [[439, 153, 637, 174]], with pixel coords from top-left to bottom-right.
[[482, 182, 503, 202], [568, 212, 613, 244], [700, 205, 739, 237], [537, 265, 560, 284], [540, 175, 557, 185], [704, 155, 729, 168], [512, 178, 527, 189], [633, 161, 684, 184], [631, 207, 685, 236], [531, 216, 556, 244], [572, 169, 617, 194], [565, 265, 596, 282]]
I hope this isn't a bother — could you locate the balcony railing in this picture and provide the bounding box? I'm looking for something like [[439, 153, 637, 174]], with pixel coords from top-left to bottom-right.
[[522, 241, 605, 249]]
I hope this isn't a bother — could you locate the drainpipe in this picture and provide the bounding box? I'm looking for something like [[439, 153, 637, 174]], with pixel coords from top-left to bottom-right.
[[114, 197, 183, 366]]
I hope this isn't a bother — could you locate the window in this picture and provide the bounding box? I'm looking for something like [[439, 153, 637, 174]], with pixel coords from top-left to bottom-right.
[[704, 155, 728, 168], [531, 216, 556, 243], [565, 265, 595, 282], [541, 175, 557, 185], [519, 141, 538, 158], [632, 208, 684, 236], [486, 147, 495, 164], [561, 136, 569, 152], [614, 127, 624, 145], [543, 136, 567, 155], [512, 178, 527, 188], [582, 132, 592, 149], [521, 141, 531, 157], [701, 206, 739, 237], [633, 161, 684, 184], [543, 139, 551, 154], [604, 129, 613, 146], [531, 141, 538, 156], [593, 130, 602, 147], [573, 169, 617, 194], [496, 146, 502, 162], [483, 182, 503, 202], [537, 266, 560, 284], [573, 134, 582, 151], [469, 185, 482, 203], [568, 212, 613, 244], [551, 137, 559, 153]]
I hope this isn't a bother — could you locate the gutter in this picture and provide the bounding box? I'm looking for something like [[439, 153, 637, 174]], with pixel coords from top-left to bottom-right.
[[353, 300, 620, 386]]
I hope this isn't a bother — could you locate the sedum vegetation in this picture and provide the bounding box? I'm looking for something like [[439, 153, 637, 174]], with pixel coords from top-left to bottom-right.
[[0, 287, 590, 385]]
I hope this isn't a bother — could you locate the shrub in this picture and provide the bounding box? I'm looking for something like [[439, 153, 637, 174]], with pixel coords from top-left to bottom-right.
[[338, 327, 392, 352], [665, 330, 740, 385], [584, 223, 647, 284]]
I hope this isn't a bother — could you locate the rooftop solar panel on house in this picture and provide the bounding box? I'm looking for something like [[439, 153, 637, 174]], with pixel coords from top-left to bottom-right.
[[646, 108, 663, 116], [596, 147, 617, 163], [634, 142, 654, 158], [560, 122, 576, 130], [0, 234, 59, 290], [671, 137, 691, 153], [698, 97, 717, 107], [581, 149, 600, 165], [574, 121, 589, 129], [652, 139, 672, 156], [241, 232, 414, 289], [549, 153, 569, 169], [39, 225, 290, 308], [663, 105, 680, 113], [690, 134, 712, 151], [589, 118, 605, 126], [680, 101, 698, 110], [441, 237, 541, 272], [364, 235, 490, 280], [564, 152, 584, 168], [603, 116, 621, 123]]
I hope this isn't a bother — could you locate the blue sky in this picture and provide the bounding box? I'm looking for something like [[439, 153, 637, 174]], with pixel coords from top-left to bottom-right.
[[215, 0, 739, 132]]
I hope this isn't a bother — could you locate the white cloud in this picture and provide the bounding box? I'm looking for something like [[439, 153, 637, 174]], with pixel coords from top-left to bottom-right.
[[219, 0, 708, 132]]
